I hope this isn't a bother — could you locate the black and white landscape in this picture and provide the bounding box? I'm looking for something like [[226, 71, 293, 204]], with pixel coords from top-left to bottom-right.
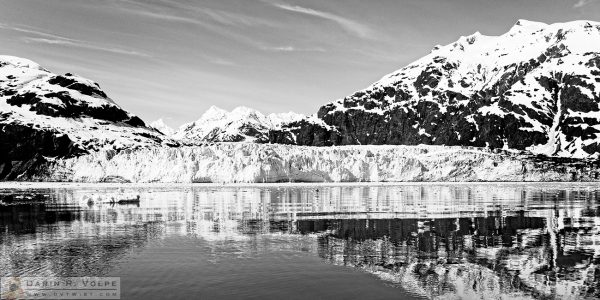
[[2, 20, 600, 182], [2, 1, 600, 300]]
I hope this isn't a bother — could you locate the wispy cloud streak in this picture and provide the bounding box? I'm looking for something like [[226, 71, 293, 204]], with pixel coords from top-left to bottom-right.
[[116, 5, 272, 49], [261, 46, 326, 52], [0, 23, 71, 40], [270, 2, 374, 38], [22, 37, 151, 57], [573, 0, 599, 8], [0, 23, 150, 57], [117, 0, 275, 27]]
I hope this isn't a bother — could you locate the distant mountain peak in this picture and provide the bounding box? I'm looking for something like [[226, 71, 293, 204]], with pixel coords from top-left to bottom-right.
[[202, 105, 228, 118], [149, 118, 175, 136], [173, 106, 304, 143]]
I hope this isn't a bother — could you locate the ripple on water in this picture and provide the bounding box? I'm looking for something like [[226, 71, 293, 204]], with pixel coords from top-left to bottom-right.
[[1, 184, 600, 299]]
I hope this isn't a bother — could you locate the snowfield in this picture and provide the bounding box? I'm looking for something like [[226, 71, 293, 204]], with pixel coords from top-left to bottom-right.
[[29, 143, 592, 183]]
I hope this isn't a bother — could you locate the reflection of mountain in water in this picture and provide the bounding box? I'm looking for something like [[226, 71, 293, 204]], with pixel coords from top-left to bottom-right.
[[1, 184, 600, 298], [300, 214, 600, 299]]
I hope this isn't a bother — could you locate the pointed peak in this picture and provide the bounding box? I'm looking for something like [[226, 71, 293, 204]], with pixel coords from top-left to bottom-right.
[[511, 19, 547, 30], [204, 105, 228, 115], [150, 118, 167, 126], [205, 105, 227, 114], [149, 118, 175, 136], [196, 106, 228, 123]]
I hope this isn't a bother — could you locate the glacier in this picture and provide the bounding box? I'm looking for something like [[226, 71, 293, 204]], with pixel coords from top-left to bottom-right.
[[28, 143, 596, 183]]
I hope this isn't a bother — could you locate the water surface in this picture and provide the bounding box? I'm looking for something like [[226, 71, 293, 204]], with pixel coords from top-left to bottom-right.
[[1, 183, 600, 299]]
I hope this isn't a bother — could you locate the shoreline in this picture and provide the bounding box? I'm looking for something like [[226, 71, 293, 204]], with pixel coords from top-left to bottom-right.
[[1, 181, 599, 189]]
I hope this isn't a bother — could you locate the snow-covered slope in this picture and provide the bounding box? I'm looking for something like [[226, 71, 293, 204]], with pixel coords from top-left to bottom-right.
[[270, 20, 600, 158], [173, 106, 304, 142], [149, 118, 175, 136], [29, 143, 595, 183], [0, 55, 163, 178]]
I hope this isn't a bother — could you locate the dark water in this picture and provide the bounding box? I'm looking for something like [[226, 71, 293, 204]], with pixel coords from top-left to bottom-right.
[[1, 183, 600, 299]]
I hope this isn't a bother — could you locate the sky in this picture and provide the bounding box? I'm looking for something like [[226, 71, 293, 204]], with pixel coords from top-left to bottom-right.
[[1, 0, 600, 128]]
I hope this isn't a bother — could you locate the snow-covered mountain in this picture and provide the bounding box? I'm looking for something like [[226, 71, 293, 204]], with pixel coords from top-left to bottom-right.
[[173, 106, 304, 142], [3, 19, 600, 182], [0, 55, 163, 178], [270, 20, 600, 158], [149, 118, 175, 136]]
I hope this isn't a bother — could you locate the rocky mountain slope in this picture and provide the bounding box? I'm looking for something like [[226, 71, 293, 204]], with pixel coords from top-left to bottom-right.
[[3, 19, 600, 182], [173, 106, 304, 143], [268, 20, 600, 159], [0, 55, 164, 179]]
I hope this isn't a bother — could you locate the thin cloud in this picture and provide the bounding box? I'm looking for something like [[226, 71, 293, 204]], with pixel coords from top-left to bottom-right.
[[115, 2, 325, 53], [0, 23, 73, 41], [117, 5, 272, 49], [262, 46, 326, 52], [1, 23, 151, 57], [211, 58, 238, 66], [198, 8, 277, 27], [117, 0, 275, 27], [270, 2, 374, 38], [131, 10, 202, 24], [574, 0, 599, 7], [22, 37, 151, 58]]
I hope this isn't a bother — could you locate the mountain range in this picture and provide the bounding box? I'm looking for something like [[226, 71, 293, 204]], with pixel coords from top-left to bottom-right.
[[1, 19, 600, 180], [154, 20, 600, 158], [168, 106, 304, 143]]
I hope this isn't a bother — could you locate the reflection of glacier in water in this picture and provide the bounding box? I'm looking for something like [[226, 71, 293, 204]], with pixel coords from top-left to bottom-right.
[[1, 184, 600, 299]]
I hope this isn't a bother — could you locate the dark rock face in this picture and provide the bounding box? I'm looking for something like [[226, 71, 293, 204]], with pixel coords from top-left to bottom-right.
[[270, 75, 558, 151], [5, 89, 145, 127], [48, 75, 108, 98], [269, 120, 342, 146], [270, 21, 600, 158], [0, 122, 85, 180], [0, 55, 163, 180]]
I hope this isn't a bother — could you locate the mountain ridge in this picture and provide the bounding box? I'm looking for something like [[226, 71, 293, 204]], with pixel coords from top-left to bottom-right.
[[0, 55, 164, 179], [171, 105, 304, 143], [264, 19, 600, 158], [2, 19, 600, 182]]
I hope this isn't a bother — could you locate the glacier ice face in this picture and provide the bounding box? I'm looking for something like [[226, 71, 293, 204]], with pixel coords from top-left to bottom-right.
[[31, 143, 590, 183]]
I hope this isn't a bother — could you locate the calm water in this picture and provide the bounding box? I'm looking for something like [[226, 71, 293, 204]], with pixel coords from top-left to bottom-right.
[[1, 183, 600, 299]]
